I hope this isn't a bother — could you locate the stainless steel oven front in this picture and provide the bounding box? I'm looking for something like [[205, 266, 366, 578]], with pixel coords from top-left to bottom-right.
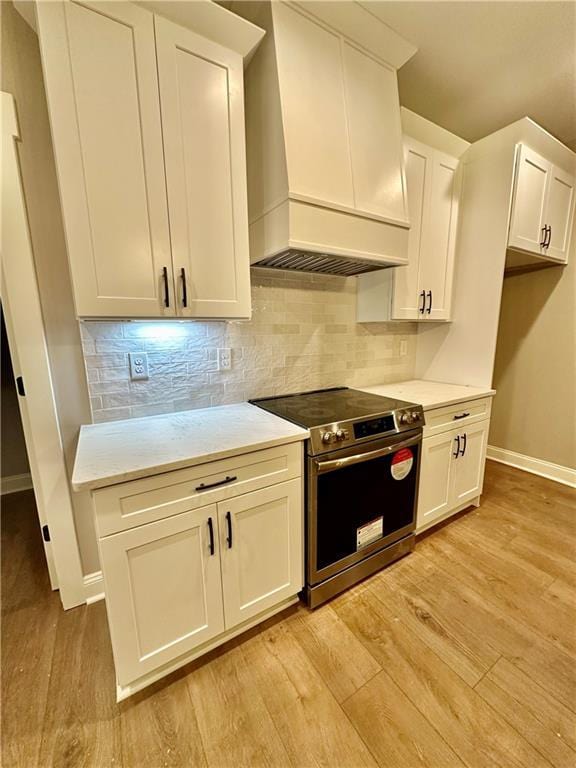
[[305, 428, 422, 606]]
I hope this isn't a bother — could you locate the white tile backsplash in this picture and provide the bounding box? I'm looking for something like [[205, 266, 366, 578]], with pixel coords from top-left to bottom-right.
[[81, 269, 417, 423]]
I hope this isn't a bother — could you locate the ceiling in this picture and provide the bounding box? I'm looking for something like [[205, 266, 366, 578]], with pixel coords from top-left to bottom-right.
[[362, 1, 576, 149]]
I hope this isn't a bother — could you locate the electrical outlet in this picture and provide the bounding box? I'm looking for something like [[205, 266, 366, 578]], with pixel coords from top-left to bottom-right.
[[218, 348, 232, 371], [399, 339, 408, 357], [129, 352, 149, 380]]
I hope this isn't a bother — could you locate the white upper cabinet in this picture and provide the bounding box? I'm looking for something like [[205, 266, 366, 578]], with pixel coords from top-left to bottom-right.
[[36, 1, 174, 318], [357, 137, 460, 322], [36, 0, 258, 319], [155, 17, 251, 319], [544, 165, 575, 262], [508, 144, 575, 264]]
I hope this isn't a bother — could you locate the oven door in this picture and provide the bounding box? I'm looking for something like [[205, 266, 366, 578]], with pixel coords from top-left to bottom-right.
[[307, 429, 421, 586]]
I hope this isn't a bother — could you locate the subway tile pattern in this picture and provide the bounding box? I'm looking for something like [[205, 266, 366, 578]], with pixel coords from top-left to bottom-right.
[[81, 269, 418, 423]]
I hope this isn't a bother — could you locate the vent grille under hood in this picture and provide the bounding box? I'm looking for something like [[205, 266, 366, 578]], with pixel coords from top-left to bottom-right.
[[254, 250, 386, 276]]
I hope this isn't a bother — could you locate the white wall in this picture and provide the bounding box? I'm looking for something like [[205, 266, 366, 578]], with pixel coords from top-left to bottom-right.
[[489, 219, 576, 469]]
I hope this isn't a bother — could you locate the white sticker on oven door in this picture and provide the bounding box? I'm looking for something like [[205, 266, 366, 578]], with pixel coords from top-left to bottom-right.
[[391, 448, 414, 480], [357, 517, 383, 550]]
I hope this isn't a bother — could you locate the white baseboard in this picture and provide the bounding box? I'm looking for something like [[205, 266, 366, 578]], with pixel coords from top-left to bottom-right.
[[1, 472, 33, 495], [83, 570, 105, 604], [487, 446, 576, 488]]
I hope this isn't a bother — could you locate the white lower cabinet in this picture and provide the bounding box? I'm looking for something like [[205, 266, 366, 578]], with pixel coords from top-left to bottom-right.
[[219, 480, 303, 627], [417, 411, 490, 533], [100, 504, 225, 687], [450, 421, 489, 507], [417, 431, 456, 530], [96, 464, 303, 698]]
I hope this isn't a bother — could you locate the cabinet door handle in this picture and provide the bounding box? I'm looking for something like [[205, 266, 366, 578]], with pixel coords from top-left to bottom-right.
[[544, 225, 552, 249], [162, 266, 170, 308], [453, 412, 470, 420], [426, 290, 432, 314], [540, 226, 548, 248], [225, 511, 233, 549], [419, 290, 426, 314], [459, 433, 467, 457], [453, 435, 460, 457], [207, 517, 215, 556], [195, 475, 237, 492], [180, 267, 188, 308]]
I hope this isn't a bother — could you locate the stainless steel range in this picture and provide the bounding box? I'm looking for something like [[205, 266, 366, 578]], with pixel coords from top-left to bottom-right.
[[250, 387, 424, 607]]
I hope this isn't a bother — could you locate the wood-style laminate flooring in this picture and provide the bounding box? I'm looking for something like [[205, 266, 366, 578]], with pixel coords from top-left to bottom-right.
[[2, 460, 576, 767]]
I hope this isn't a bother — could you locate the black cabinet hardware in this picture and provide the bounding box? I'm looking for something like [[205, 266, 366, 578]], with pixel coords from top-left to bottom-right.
[[419, 290, 426, 314], [544, 225, 552, 249], [459, 433, 467, 457], [42, 525, 50, 542], [453, 435, 460, 457], [162, 266, 170, 308], [225, 511, 233, 549], [453, 412, 470, 420], [207, 517, 214, 556], [180, 267, 188, 308], [540, 226, 548, 248], [16, 376, 25, 397], [195, 475, 237, 492], [426, 290, 432, 314]]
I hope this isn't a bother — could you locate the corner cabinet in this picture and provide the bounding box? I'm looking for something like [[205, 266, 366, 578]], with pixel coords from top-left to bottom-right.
[[36, 1, 257, 319], [508, 144, 575, 265], [416, 399, 491, 533], [92, 443, 304, 700], [357, 137, 461, 322]]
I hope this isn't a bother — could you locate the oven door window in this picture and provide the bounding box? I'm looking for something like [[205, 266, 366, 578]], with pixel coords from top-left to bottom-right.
[[315, 443, 419, 573]]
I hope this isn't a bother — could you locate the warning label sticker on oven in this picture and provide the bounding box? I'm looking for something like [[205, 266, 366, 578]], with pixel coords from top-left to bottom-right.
[[391, 448, 414, 480], [357, 517, 383, 550]]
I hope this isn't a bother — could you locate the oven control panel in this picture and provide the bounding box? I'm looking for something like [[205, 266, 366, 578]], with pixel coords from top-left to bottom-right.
[[353, 415, 395, 439], [309, 405, 425, 455]]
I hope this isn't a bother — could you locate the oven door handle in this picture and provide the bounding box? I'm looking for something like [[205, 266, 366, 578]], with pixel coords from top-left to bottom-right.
[[313, 434, 421, 474]]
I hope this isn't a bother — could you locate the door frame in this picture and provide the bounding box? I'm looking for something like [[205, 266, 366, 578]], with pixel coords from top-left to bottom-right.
[[1, 91, 85, 608]]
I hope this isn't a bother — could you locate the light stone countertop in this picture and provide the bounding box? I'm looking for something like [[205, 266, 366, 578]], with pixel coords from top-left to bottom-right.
[[72, 403, 309, 492], [358, 379, 496, 410]]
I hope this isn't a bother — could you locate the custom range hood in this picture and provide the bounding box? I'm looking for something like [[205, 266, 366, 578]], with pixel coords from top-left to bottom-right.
[[232, 1, 417, 276]]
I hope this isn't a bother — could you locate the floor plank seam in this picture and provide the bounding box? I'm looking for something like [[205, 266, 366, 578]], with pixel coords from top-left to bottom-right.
[[471, 654, 502, 690]]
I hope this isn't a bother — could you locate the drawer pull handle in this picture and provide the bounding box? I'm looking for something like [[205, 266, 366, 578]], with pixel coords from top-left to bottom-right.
[[180, 267, 188, 308], [459, 433, 467, 457], [419, 290, 426, 314], [453, 435, 460, 457], [207, 517, 215, 556], [225, 511, 233, 549], [453, 412, 470, 420], [162, 266, 170, 308], [195, 475, 237, 492]]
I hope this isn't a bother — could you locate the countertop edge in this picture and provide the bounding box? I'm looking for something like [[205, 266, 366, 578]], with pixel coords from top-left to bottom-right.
[[72, 430, 309, 493], [418, 391, 496, 411], [357, 382, 496, 411]]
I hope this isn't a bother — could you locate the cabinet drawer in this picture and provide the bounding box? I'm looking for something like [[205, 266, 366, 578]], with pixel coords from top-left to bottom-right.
[[423, 398, 492, 437], [94, 442, 303, 537]]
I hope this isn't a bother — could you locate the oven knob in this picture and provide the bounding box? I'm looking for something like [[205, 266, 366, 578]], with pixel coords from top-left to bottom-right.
[[411, 411, 421, 421], [335, 429, 349, 441], [321, 431, 334, 443], [400, 412, 413, 425]]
